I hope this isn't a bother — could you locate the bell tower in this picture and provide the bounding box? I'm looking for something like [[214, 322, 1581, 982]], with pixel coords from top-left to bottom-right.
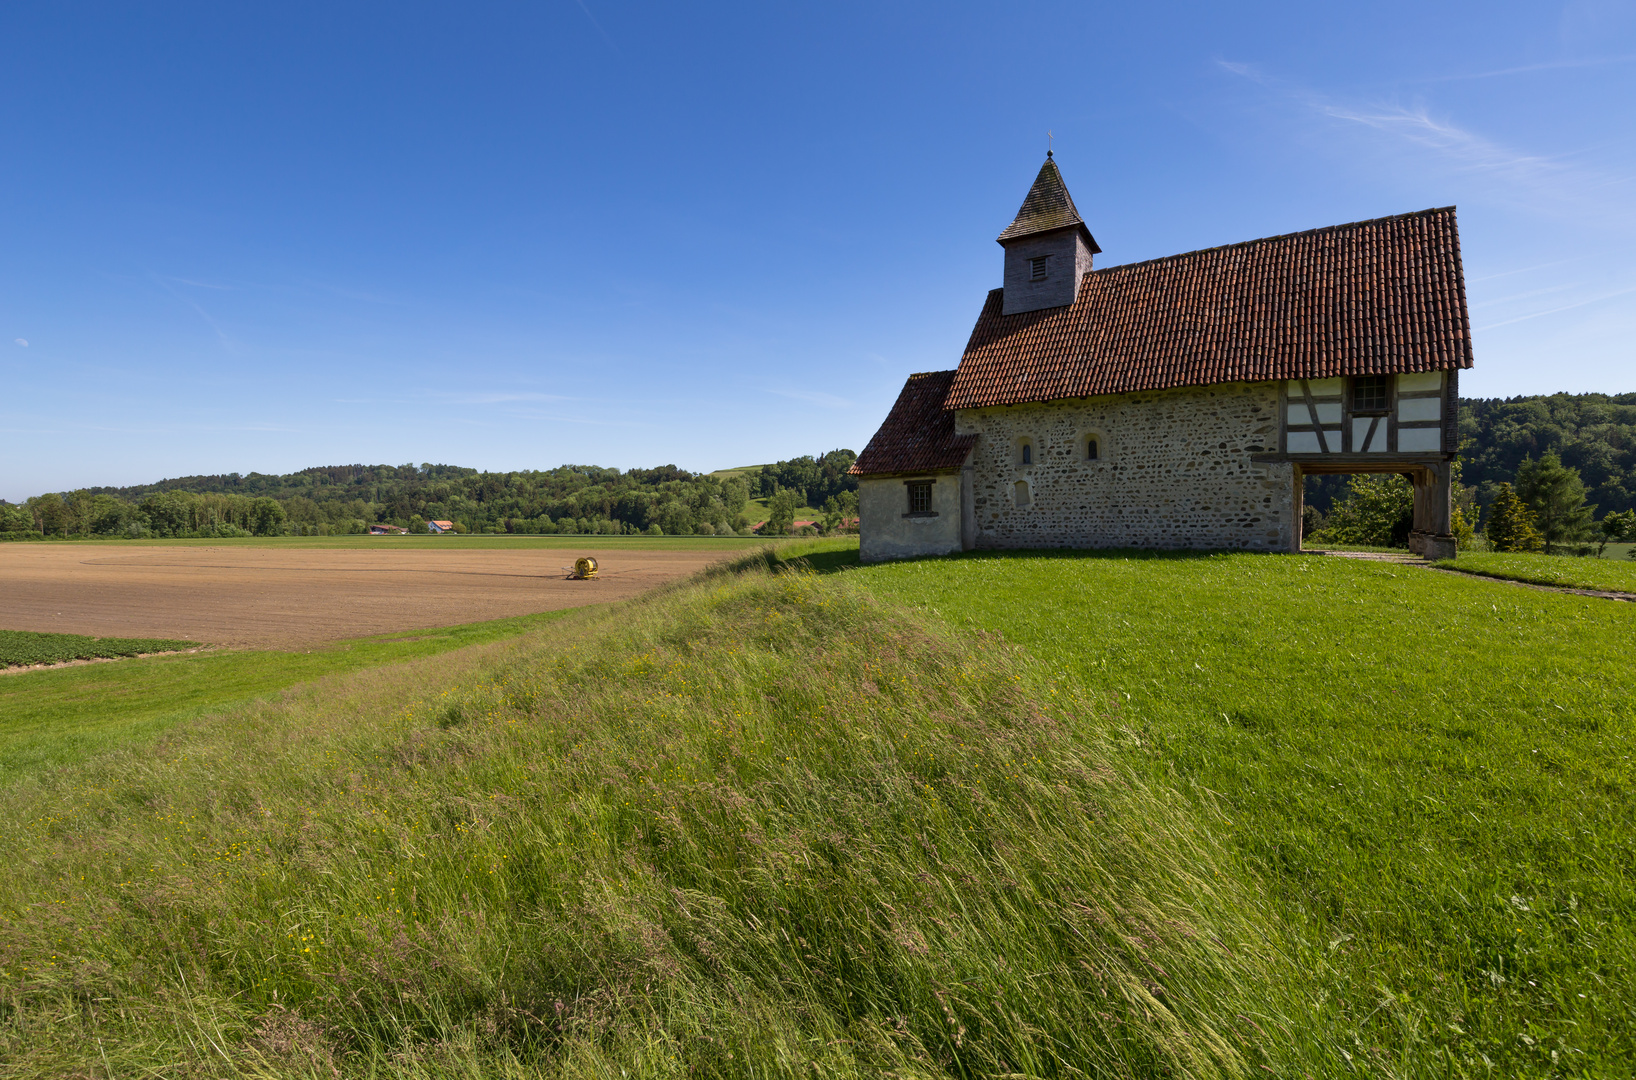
[[998, 153, 1100, 316]]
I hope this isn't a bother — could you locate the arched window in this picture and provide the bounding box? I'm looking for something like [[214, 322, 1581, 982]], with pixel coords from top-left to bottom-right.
[[1022, 443, 1032, 465], [1013, 480, 1031, 507], [1086, 437, 1099, 461]]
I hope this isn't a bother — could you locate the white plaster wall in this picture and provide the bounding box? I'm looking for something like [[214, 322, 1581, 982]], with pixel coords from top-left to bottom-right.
[[955, 381, 1296, 551], [858, 474, 964, 562]]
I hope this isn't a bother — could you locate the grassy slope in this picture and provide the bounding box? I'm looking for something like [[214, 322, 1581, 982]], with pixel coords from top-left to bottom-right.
[[0, 563, 1316, 1077], [1437, 550, 1636, 594], [0, 611, 569, 783], [850, 549, 1634, 1076]]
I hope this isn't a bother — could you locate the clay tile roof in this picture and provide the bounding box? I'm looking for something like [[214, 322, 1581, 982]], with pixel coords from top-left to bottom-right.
[[947, 206, 1473, 411], [995, 156, 1101, 253], [850, 370, 976, 476]]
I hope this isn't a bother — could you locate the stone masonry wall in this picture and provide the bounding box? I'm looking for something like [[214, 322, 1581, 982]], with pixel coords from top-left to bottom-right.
[[955, 381, 1296, 551]]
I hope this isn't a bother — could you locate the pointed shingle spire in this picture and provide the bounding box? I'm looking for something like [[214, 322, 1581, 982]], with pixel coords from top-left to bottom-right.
[[996, 154, 1100, 252]]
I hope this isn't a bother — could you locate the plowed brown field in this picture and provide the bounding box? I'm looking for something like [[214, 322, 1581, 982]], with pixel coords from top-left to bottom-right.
[[0, 544, 732, 648]]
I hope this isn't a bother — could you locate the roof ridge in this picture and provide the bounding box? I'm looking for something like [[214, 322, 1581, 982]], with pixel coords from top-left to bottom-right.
[[1088, 206, 1456, 276]]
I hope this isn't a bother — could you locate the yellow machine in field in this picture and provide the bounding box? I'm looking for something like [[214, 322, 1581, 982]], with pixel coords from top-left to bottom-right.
[[564, 556, 599, 580]]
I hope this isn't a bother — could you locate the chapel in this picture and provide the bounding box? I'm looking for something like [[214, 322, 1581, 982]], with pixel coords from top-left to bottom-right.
[[849, 154, 1474, 561]]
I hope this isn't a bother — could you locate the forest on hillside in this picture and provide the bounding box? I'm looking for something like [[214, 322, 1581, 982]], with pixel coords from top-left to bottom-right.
[[0, 452, 859, 539]]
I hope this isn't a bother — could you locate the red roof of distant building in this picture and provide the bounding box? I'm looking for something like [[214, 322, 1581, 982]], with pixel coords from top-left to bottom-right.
[[850, 370, 976, 477], [945, 207, 1473, 411]]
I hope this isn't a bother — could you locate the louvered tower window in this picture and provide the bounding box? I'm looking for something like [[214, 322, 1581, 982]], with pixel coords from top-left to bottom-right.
[[1029, 256, 1048, 281]]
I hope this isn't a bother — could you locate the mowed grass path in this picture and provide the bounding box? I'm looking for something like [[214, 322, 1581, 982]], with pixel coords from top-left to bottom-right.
[[0, 611, 570, 783], [850, 549, 1635, 1075], [1437, 550, 1636, 595]]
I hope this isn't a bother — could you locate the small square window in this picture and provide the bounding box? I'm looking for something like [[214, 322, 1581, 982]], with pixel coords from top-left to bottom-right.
[[907, 481, 932, 514], [1352, 375, 1389, 414], [1029, 256, 1048, 282]]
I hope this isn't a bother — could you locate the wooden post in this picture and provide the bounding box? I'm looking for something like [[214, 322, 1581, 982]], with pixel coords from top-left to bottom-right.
[[1423, 460, 1457, 559], [1406, 470, 1427, 554]]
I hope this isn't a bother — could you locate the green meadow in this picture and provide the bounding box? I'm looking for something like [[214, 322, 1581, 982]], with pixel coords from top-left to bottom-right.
[[0, 539, 1631, 1076], [847, 546, 1635, 1077]]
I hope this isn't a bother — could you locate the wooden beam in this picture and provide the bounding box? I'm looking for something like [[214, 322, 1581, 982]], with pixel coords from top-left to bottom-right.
[[1299, 379, 1330, 454]]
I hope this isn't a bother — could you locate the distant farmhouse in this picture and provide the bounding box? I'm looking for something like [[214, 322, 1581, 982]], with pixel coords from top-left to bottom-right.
[[428, 520, 456, 533], [851, 155, 1474, 562], [368, 524, 409, 535]]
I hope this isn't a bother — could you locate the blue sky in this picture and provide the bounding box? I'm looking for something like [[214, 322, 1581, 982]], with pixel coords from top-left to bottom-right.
[[3, 1, 1633, 500]]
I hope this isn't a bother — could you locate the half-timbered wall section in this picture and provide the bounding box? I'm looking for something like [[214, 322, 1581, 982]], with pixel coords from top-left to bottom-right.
[[1282, 371, 1456, 455]]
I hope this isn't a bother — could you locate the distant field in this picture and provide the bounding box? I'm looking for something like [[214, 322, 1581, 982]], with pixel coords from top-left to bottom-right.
[[1438, 550, 1636, 593], [0, 533, 774, 550], [744, 495, 823, 526], [0, 541, 738, 646], [0, 629, 201, 668], [706, 463, 769, 480]]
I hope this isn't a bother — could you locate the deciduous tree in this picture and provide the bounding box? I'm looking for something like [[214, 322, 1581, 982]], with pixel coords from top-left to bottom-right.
[[1321, 474, 1414, 547], [765, 488, 798, 536]]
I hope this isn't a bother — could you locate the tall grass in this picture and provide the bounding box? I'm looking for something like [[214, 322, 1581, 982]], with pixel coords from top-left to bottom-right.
[[0, 563, 1318, 1076]]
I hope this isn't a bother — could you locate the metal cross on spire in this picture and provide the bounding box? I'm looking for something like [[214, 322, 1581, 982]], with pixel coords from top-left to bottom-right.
[[1047, 130, 1053, 158]]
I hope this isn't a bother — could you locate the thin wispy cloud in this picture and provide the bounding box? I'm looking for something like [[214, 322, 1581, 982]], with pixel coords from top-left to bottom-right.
[[1469, 282, 1579, 309], [1414, 54, 1636, 82], [1474, 283, 1636, 331], [147, 272, 236, 351], [13, 339, 26, 347], [765, 388, 854, 409], [572, 0, 619, 55], [1469, 257, 1587, 282], [168, 276, 236, 290], [502, 407, 649, 428], [437, 390, 574, 406], [1216, 60, 1636, 233]]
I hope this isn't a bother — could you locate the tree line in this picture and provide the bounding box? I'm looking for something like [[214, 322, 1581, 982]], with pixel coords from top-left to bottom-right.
[[0, 452, 860, 540]]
